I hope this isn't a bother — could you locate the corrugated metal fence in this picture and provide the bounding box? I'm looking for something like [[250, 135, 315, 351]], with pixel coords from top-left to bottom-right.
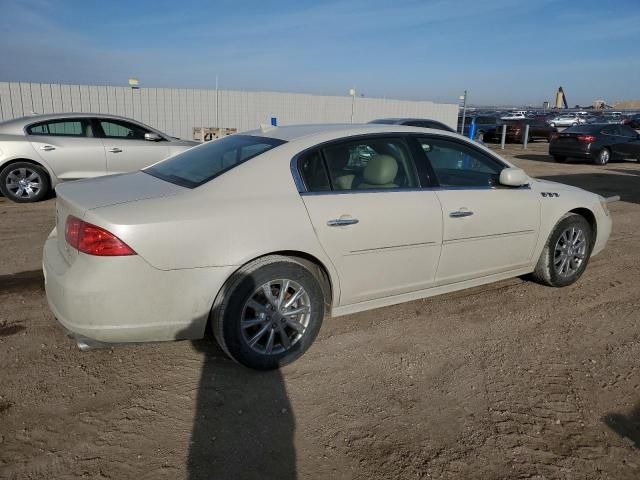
[[0, 82, 458, 139]]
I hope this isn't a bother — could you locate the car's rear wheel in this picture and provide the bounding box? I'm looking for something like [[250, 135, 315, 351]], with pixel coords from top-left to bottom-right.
[[0, 162, 50, 203], [594, 147, 610, 165], [212, 255, 325, 370], [553, 155, 566, 163], [532, 213, 592, 287]]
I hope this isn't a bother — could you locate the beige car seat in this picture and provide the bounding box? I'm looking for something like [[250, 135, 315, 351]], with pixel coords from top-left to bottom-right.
[[356, 155, 399, 189]]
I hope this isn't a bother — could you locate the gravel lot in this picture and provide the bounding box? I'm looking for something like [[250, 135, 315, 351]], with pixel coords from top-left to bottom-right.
[[1, 142, 639, 480]]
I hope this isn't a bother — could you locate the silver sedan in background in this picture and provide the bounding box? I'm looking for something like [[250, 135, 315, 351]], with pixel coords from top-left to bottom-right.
[[0, 113, 198, 202]]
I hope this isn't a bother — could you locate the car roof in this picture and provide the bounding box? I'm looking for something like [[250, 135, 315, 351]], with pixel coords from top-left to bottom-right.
[[242, 123, 453, 142], [0, 113, 152, 135], [369, 118, 448, 125]]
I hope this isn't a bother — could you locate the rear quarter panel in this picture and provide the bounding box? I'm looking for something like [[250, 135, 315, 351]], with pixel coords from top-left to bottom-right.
[[84, 145, 341, 299]]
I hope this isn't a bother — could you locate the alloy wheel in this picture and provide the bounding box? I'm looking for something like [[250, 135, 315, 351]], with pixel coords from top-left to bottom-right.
[[241, 279, 311, 355], [553, 226, 587, 277], [5, 167, 43, 200]]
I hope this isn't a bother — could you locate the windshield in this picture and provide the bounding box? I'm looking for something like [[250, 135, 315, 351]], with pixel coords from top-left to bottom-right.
[[145, 135, 286, 188]]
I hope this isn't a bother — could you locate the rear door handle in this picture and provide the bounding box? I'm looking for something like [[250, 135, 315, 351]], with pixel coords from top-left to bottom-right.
[[40, 145, 55, 151], [327, 218, 359, 227], [108, 147, 123, 153], [449, 210, 474, 218]]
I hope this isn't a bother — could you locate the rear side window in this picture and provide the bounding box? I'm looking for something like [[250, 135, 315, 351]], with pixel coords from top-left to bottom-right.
[[145, 135, 285, 188], [297, 137, 419, 192], [27, 119, 89, 137], [298, 150, 331, 192]]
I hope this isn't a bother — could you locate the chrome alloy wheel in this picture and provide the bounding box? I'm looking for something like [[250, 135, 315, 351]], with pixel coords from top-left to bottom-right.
[[554, 226, 587, 277], [5, 167, 43, 200], [241, 279, 311, 355]]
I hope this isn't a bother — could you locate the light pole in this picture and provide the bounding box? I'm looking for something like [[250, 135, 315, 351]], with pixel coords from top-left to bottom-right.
[[349, 88, 356, 123], [459, 90, 467, 134]]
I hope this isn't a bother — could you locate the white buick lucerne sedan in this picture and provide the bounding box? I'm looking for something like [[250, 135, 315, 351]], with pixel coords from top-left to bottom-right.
[[43, 124, 614, 369]]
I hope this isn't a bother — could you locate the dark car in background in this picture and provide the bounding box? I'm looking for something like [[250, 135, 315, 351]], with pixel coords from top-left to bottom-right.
[[458, 115, 499, 141], [498, 117, 557, 143], [368, 118, 455, 132], [549, 124, 640, 165], [624, 113, 640, 129]]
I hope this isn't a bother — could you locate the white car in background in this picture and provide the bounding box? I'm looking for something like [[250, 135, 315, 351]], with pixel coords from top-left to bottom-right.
[[0, 113, 198, 202], [43, 124, 614, 370], [547, 114, 587, 128], [500, 112, 526, 120]]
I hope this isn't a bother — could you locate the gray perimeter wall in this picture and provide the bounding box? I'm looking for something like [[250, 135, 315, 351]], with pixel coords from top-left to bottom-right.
[[0, 82, 458, 139]]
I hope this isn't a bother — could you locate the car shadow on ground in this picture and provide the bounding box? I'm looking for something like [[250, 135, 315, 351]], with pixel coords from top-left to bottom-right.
[[538, 170, 640, 205], [178, 272, 297, 480], [603, 402, 640, 448], [514, 153, 555, 163], [0, 270, 44, 295]]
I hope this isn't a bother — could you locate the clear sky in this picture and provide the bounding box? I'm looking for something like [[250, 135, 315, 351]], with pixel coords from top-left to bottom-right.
[[1, 0, 639, 106]]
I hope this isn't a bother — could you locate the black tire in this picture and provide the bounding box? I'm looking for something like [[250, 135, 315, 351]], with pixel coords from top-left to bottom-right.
[[553, 155, 567, 163], [212, 255, 325, 370], [594, 147, 610, 165], [532, 213, 592, 287], [0, 162, 50, 203], [550, 122, 556, 128]]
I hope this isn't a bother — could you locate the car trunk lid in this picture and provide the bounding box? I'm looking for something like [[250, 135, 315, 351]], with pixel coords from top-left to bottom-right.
[[54, 172, 186, 264]]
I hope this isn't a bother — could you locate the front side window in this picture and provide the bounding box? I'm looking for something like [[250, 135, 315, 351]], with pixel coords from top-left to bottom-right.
[[416, 137, 505, 187], [145, 135, 285, 188], [27, 119, 88, 137], [99, 119, 149, 140], [322, 138, 418, 191]]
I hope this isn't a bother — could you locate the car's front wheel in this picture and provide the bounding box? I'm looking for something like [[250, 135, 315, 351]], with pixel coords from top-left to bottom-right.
[[549, 122, 556, 127], [532, 213, 592, 287], [0, 162, 50, 203], [212, 255, 325, 370]]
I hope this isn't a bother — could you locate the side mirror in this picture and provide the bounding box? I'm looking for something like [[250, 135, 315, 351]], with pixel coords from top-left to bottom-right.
[[144, 132, 162, 142], [499, 167, 529, 187]]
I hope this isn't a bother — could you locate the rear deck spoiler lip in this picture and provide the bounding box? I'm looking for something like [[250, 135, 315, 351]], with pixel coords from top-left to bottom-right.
[[604, 195, 620, 204]]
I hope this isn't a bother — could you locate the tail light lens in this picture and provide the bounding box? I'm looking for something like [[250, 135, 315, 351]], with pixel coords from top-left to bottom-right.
[[577, 135, 597, 142], [65, 215, 136, 256]]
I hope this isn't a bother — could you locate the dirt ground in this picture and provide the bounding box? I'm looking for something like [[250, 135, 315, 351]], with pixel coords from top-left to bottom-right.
[[1, 141, 639, 480]]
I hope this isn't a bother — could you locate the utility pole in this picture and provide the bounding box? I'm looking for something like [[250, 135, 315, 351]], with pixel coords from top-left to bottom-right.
[[350, 88, 356, 123], [459, 90, 468, 134]]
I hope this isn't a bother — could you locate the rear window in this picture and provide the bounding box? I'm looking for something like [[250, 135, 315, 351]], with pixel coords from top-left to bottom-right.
[[144, 135, 285, 188]]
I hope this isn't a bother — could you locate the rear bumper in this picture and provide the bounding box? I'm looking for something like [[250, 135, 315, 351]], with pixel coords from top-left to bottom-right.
[[549, 144, 593, 158], [43, 229, 235, 345]]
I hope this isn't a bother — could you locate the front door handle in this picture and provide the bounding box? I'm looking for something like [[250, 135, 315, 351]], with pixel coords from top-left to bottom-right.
[[327, 217, 359, 227], [108, 147, 123, 153], [449, 210, 474, 218], [40, 145, 55, 151]]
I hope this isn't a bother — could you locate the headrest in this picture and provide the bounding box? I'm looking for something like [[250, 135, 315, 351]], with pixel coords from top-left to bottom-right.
[[363, 155, 398, 185]]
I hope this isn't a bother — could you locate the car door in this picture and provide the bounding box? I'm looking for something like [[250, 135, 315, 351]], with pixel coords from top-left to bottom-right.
[[96, 118, 170, 174], [296, 135, 443, 306], [610, 125, 640, 159], [26, 118, 107, 180], [413, 135, 540, 284]]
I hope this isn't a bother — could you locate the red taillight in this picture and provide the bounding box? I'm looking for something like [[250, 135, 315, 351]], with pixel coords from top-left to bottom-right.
[[65, 215, 136, 256], [577, 135, 596, 142], [551, 133, 559, 140]]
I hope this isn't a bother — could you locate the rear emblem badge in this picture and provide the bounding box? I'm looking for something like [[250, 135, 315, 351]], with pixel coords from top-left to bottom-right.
[[541, 192, 560, 198]]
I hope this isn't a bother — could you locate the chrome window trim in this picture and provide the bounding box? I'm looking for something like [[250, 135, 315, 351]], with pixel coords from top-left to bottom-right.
[[290, 132, 529, 195]]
